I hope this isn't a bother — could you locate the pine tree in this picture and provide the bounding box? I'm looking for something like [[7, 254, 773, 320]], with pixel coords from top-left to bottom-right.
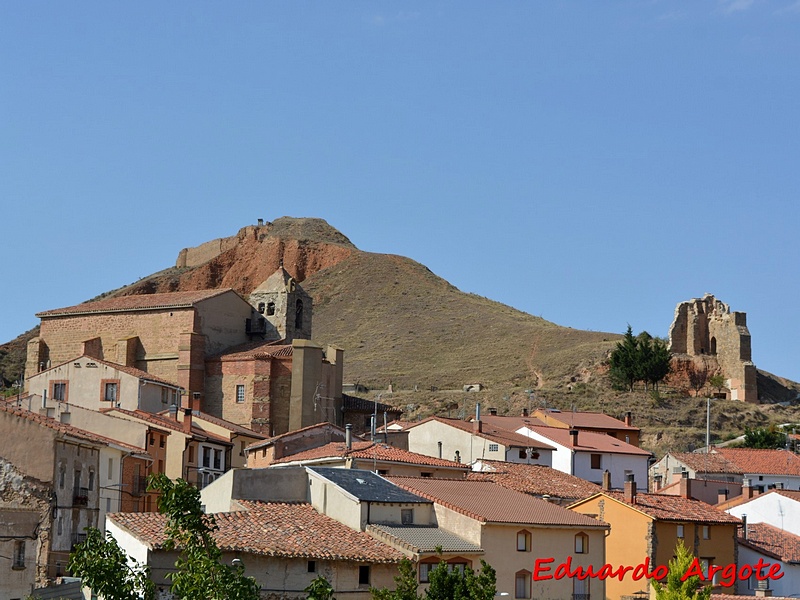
[[651, 540, 712, 600]]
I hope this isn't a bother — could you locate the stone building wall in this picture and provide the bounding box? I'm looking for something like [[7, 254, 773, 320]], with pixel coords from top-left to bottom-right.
[[668, 294, 758, 402]]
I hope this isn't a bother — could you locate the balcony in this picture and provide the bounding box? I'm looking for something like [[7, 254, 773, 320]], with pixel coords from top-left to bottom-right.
[[573, 595, 590, 600], [72, 487, 89, 507]]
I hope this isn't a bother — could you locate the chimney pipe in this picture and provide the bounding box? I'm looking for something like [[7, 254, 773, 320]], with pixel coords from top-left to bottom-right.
[[602, 469, 612, 491], [345, 424, 352, 450], [624, 411, 632, 426], [679, 472, 691, 499], [473, 403, 482, 433], [742, 513, 748, 540], [718, 488, 729, 503], [624, 474, 636, 504], [183, 407, 193, 433], [569, 429, 579, 447], [438, 441, 443, 459]]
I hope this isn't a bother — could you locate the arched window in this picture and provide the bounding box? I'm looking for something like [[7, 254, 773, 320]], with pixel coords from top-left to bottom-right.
[[295, 299, 303, 329], [515, 570, 531, 599], [575, 532, 589, 554], [710, 337, 717, 355], [516, 529, 531, 552]]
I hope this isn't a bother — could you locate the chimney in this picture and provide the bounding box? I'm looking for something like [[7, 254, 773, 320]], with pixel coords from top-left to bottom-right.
[[743, 478, 755, 499], [438, 441, 443, 459], [569, 429, 579, 447], [60, 406, 71, 425], [754, 590, 773, 598], [522, 408, 529, 417], [183, 407, 193, 433], [169, 404, 179, 420], [742, 514, 748, 540], [473, 403, 482, 433], [679, 471, 691, 499], [602, 469, 612, 491], [717, 488, 729, 504], [489, 407, 497, 416], [345, 424, 352, 450], [257, 218, 264, 226], [624, 474, 637, 504], [624, 411, 632, 426]]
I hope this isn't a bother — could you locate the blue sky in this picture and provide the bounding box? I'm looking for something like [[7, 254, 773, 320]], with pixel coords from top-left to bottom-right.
[[2, 1, 799, 382]]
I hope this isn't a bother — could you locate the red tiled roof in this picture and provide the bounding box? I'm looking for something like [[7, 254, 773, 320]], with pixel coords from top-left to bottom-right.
[[533, 409, 640, 432], [407, 416, 555, 450], [274, 441, 469, 470], [714, 447, 800, 476], [738, 522, 800, 563], [389, 477, 607, 528], [578, 492, 741, 524], [210, 340, 293, 361], [108, 408, 231, 444], [523, 425, 651, 456], [109, 501, 404, 563], [246, 423, 346, 452], [467, 459, 601, 500], [36, 289, 235, 317], [158, 409, 266, 439], [665, 451, 743, 475]]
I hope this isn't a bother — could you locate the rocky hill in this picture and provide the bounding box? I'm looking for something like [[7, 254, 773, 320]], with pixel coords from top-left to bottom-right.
[[2, 217, 799, 454]]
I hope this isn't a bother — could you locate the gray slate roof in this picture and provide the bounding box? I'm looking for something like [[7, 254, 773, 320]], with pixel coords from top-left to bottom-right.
[[369, 524, 483, 554], [308, 467, 430, 504]]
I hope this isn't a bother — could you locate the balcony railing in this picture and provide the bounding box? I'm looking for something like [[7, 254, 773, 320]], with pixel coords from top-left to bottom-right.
[[73, 487, 90, 506], [573, 594, 590, 600]]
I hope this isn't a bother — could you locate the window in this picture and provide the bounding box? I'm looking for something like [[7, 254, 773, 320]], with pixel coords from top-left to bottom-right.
[[236, 384, 246, 403], [159, 435, 165, 448], [378, 469, 389, 476], [59, 466, 66, 489], [12, 541, 25, 569], [258, 302, 266, 314], [295, 299, 304, 329], [188, 445, 195, 464], [161, 388, 170, 404], [401, 509, 414, 524], [73, 469, 81, 492], [419, 562, 434, 583], [52, 382, 67, 402], [202, 447, 212, 468], [517, 530, 531, 552], [358, 565, 370, 585], [449, 562, 466, 575], [515, 570, 531, 599], [420, 472, 433, 478], [307, 560, 316, 573], [57, 516, 63, 536], [702, 525, 710, 539], [108, 458, 114, 480], [590, 454, 602, 469], [266, 301, 275, 316], [573, 575, 590, 600], [488, 443, 499, 452], [213, 449, 223, 470], [88, 470, 95, 491], [519, 449, 527, 459], [149, 434, 155, 447], [677, 524, 685, 538], [575, 532, 589, 554], [103, 381, 118, 403]]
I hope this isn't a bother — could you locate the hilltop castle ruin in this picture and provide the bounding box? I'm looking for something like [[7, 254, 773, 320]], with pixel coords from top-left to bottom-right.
[[668, 294, 757, 402]]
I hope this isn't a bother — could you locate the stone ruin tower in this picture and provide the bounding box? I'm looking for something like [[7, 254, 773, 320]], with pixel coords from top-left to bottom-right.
[[668, 294, 757, 402], [248, 265, 313, 342]]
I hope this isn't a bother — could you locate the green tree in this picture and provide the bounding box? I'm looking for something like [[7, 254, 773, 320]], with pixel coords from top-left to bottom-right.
[[687, 362, 708, 397], [306, 575, 335, 599], [642, 336, 672, 392], [68, 528, 155, 600], [149, 473, 261, 600], [609, 326, 640, 392], [70, 475, 261, 600], [743, 425, 787, 449], [708, 373, 726, 397], [424, 559, 496, 600], [371, 558, 421, 600], [651, 540, 711, 600]]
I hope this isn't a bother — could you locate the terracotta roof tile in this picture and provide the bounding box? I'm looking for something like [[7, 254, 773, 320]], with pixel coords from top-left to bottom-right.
[[665, 451, 743, 475], [109, 501, 404, 563], [30, 355, 182, 388], [36, 289, 234, 317], [389, 477, 608, 527], [368, 524, 483, 554], [715, 447, 800, 476], [274, 441, 468, 470], [158, 409, 266, 439], [108, 408, 230, 444], [467, 459, 601, 500], [583, 492, 742, 524], [210, 340, 293, 361], [408, 416, 555, 450], [738, 522, 800, 563], [533, 409, 640, 432], [523, 425, 651, 456], [246, 423, 346, 452]]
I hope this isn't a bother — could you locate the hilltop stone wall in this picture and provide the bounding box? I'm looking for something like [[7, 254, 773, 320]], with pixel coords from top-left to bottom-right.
[[176, 225, 263, 268], [668, 294, 757, 402]]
